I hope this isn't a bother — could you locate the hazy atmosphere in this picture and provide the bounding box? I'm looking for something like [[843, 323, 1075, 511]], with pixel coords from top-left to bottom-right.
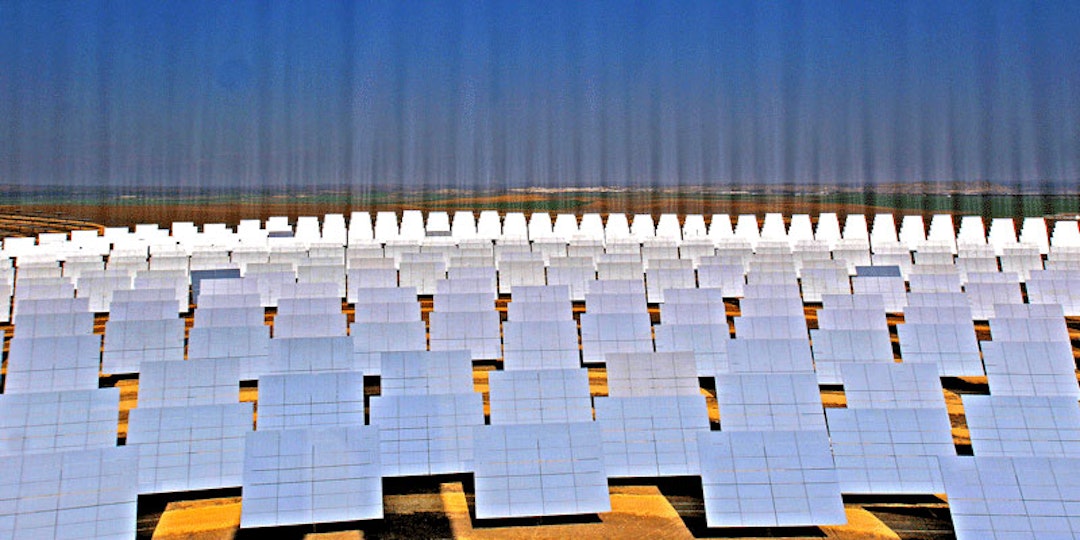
[[2, 0, 1078, 191]]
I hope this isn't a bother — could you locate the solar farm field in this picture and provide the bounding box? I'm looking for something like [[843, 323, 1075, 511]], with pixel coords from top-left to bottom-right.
[[1, 206, 1079, 539]]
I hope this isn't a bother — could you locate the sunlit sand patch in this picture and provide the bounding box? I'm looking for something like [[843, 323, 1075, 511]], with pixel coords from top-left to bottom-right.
[[151, 497, 242, 540]]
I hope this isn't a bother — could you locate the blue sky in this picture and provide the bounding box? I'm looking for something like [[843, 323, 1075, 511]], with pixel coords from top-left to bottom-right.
[[1, 1, 1078, 190]]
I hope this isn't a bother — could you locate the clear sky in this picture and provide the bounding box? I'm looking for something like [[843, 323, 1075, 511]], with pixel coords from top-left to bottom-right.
[[1, 1, 1078, 191]]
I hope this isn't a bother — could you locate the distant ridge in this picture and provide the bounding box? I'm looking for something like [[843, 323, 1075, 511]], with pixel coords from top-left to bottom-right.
[[0, 180, 1075, 200], [510, 181, 1065, 196]]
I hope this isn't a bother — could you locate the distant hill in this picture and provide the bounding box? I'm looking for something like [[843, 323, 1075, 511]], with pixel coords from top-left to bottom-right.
[[510, 181, 1067, 196], [0, 180, 1074, 200]]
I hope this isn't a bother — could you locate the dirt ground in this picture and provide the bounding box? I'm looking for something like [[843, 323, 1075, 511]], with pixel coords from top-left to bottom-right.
[[0, 192, 952, 230]]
